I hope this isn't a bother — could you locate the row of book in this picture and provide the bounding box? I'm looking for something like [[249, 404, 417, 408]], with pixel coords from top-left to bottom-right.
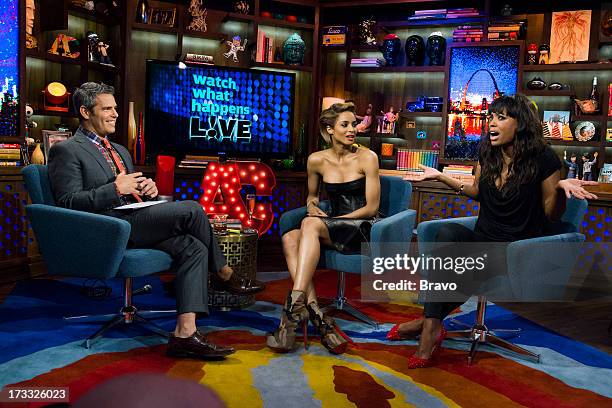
[[396, 149, 439, 171], [442, 164, 475, 183], [452, 24, 484, 42], [408, 8, 480, 20], [0, 143, 22, 167], [487, 20, 526, 41], [255, 31, 280, 64], [178, 155, 218, 169], [350, 58, 384, 68]]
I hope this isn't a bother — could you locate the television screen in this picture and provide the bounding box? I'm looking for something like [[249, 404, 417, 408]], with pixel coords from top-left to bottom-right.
[[445, 45, 520, 160], [0, 0, 19, 137], [146, 60, 295, 158]]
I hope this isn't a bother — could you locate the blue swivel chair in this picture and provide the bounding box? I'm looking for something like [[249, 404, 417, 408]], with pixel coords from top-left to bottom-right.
[[279, 176, 416, 328], [417, 197, 588, 364], [22, 165, 174, 348]]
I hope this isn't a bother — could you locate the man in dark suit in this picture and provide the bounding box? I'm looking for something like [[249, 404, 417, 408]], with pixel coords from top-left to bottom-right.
[[48, 82, 264, 359]]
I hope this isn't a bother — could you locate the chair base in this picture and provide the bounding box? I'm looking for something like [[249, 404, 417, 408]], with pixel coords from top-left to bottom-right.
[[446, 297, 540, 364], [321, 296, 379, 329]]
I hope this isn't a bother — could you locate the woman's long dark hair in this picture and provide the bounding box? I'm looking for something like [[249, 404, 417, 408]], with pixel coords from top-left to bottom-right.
[[479, 94, 547, 194]]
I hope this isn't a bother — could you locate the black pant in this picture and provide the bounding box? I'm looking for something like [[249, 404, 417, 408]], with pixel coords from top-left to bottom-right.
[[117, 200, 226, 315], [423, 223, 506, 320]]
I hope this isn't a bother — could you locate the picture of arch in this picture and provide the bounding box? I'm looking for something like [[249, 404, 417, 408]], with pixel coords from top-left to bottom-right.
[[444, 45, 520, 161]]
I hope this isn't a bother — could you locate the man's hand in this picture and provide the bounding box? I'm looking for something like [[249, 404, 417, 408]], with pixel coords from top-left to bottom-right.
[[114, 171, 146, 196], [138, 177, 159, 199]]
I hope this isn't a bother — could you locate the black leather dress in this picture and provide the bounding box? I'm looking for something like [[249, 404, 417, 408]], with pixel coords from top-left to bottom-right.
[[319, 177, 379, 254]]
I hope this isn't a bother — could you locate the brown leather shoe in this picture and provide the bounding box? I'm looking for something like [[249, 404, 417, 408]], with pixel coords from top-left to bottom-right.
[[166, 330, 235, 360], [211, 272, 266, 295]]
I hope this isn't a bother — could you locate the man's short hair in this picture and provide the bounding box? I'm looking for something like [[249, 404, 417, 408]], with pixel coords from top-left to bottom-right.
[[73, 82, 115, 122]]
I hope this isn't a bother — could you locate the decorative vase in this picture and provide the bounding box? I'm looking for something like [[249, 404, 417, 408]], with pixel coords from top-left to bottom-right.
[[426, 32, 446, 66], [134, 113, 146, 165], [405, 35, 425, 66], [31, 143, 44, 164], [135, 0, 149, 24], [232, 0, 250, 15], [127, 102, 136, 155], [282, 33, 305, 65], [380, 34, 401, 66]]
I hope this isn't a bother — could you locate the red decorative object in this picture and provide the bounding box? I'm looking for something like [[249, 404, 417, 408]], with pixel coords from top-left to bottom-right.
[[155, 155, 176, 197], [286, 15, 297, 22], [198, 161, 276, 236], [134, 113, 146, 165], [260, 11, 272, 18]]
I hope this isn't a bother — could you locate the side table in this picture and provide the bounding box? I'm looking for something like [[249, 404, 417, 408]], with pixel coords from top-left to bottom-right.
[[209, 231, 258, 310]]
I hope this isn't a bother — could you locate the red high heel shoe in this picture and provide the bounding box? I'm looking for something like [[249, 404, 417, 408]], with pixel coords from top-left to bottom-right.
[[386, 322, 422, 341], [406, 326, 447, 369]]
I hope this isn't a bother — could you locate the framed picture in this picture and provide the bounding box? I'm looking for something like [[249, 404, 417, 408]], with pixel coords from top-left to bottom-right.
[[444, 43, 521, 161], [571, 121, 599, 142], [550, 10, 591, 64], [542, 110, 571, 140], [42, 130, 72, 162], [150, 8, 176, 26]]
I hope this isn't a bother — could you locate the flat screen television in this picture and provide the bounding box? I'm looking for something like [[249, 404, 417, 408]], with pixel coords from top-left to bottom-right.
[[145, 60, 295, 158]]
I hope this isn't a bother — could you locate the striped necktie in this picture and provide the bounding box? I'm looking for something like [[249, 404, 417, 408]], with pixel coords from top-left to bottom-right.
[[101, 138, 143, 203]]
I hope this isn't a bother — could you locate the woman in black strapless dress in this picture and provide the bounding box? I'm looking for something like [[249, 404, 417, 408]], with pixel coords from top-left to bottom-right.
[[267, 102, 380, 354]]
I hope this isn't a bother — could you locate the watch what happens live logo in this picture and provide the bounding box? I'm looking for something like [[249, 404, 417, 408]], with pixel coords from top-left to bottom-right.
[[189, 74, 253, 144]]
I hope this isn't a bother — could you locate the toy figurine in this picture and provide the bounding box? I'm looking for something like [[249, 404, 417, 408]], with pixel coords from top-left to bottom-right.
[[581, 151, 598, 181], [564, 151, 579, 179], [382, 106, 399, 134], [86, 31, 113, 65], [356, 104, 373, 133], [223, 35, 247, 63], [527, 43, 538, 65], [539, 44, 550, 65]]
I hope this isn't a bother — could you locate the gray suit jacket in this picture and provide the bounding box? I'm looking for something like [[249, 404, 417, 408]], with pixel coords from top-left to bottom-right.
[[48, 128, 134, 215]]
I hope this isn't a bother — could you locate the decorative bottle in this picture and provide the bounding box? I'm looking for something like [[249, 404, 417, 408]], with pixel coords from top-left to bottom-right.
[[136, 0, 149, 24], [127, 102, 136, 155], [590, 76, 600, 112], [134, 113, 146, 165]]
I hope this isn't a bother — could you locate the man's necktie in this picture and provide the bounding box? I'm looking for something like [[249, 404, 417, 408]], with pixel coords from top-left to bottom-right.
[[101, 138, 143, 203]]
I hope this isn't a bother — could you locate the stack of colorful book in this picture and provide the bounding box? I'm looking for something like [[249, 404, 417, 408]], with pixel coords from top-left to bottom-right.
[[255, 31, 280, 63], [0, 143, 21, 167], [350, 58, 385, 68], [487, 21, 526, 41], [408, 9, 447, 20], [442, 164, 475, 182], [178, 155, 218, 169], [452, 24, 484, 42], [396, 149, 439, 171], [446, 8, 481, 18]]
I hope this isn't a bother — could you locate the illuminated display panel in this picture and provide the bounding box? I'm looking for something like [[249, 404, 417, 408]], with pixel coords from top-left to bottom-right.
[[0, 0, 19, 137]]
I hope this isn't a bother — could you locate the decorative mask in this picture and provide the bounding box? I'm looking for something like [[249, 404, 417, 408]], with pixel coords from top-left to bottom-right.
[[425, 32, 446, 66], [404, 35, 424, 66]]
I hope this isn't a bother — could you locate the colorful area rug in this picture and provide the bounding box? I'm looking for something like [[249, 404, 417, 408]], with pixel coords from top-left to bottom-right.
[[1, 270, 611, 407]]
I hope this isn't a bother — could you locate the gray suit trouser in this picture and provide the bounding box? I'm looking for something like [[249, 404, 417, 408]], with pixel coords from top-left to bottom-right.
[[117, 200, 226, 314]]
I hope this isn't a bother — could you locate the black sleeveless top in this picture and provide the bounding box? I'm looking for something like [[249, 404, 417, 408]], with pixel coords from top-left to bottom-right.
[[475, 146, 562, 242]]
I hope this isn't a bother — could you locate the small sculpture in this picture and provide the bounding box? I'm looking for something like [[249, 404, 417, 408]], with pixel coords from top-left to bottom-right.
[[48, 34, 80, 59], [24, 103, 37, 147], [382, 106, 399, 134], [380, 34, 401, 66], [426, 32, 446, 66], [358, 16, 377, 46], [563, 151, 579, 179], [25, 0, 38, 49], [86, 31, 113, 65], [223, 36, 247, 63], [582, 152, 598, 181], [187, 0, 207, 33], [538, 44, 550, 65], [405, 35, 424, 66], [526, 77, 546, 90], [283, 33, 306, 65]]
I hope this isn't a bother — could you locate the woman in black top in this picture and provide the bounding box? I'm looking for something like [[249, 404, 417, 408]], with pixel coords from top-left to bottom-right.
[[388, 95, 597, 368]]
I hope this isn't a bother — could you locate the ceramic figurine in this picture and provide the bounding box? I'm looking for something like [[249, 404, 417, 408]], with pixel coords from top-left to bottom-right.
[[582, 152, 598, 181], [86, 31, 112, 65], [426, 32, 446, 66], [356, 104, 373, 133], [563, 151, 579, 179], [383, 106, 399, 134], [380, 33, 401, 66], [283, 33, 306, 65], [527, 43, 538, 65], [223, 35, 247, 63], [404, 35, 424, 66], [539, 44, 550, 65], [526, 77, 547, 90], [187, 0, 208, 32]]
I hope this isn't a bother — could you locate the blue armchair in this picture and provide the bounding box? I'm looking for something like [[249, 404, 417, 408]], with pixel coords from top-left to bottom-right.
[[279, 175, 416, 327], [22, 165, 174, 348], [417, 197, 588, 363]]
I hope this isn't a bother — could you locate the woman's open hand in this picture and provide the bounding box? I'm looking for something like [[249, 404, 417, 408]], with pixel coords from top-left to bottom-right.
[[558, 178, 598, 200], [403, 164, 442, 182]]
